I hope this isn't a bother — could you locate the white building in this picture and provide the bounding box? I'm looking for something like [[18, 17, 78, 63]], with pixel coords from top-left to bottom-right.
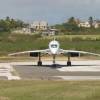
[[30, 21, 48, 31], [93, 21, 100, 28], [78, 21, 91, 28], [41, 28, 59, 36]]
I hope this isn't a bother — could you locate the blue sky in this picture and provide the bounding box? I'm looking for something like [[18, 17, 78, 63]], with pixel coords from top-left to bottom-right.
[[0, 0, 100, 24]]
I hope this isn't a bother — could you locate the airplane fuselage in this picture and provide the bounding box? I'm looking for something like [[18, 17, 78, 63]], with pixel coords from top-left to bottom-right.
[[49, 40, 60, 55]]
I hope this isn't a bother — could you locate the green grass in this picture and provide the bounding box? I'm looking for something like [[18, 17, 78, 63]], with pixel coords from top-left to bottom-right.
[[0, 33, 100, 55], [0, 81, 100, 100]]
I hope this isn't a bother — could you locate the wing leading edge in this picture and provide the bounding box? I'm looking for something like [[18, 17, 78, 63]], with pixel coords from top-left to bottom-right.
[[61, 49, 100, 56], [8, 49, 50, 56]]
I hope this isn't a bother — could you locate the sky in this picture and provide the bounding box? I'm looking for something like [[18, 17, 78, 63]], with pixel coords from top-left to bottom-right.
[[0, 0, 100, 25]]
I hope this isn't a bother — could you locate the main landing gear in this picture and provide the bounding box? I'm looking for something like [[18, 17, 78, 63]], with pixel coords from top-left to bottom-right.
[[37, 53, 71, 66], [67, 54, 71, 66], [37, 53, 42, 66]]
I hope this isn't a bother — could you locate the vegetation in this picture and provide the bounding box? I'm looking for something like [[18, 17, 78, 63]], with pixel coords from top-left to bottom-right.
[[0, 16, 100, 55], [0, 16, 100, 35], [55, 17, 80, 33], [0, 81, 100, 100], [0, 17, 27, 32], [0, 33, 100, 55], [54, 17, 100, 35], [88, 16, 94, 28]]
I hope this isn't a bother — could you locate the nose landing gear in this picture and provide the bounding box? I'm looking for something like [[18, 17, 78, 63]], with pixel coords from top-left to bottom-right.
[[67, 54, 71, 66], [52, 55, 57, 67]]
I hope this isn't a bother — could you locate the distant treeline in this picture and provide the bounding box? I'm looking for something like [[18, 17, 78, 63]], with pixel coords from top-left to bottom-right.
[[0, 16, 28, 32], [54, 17, 100, 35]]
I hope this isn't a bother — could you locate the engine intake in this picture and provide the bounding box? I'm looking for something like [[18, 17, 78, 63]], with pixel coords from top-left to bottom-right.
[[70, 52, 80, 57], [30, 52, 39, 57]]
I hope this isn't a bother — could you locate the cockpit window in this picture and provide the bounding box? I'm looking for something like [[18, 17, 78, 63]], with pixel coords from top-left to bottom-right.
[[51, 44, 57, 48]]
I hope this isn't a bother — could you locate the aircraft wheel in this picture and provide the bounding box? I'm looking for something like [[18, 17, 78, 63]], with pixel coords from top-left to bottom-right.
[[67, 61, 71, 66], [38, 61, 42, 66], [52, 64, 57, 67]]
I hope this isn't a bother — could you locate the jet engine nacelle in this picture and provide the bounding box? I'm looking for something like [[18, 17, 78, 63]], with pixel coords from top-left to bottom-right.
[[70, 52, 80, 57], [30, 52, 39, 57]]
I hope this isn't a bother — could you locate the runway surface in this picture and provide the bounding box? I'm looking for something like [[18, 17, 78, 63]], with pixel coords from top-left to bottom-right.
[[0, 60, 100, 80], [12, 60, 100, 80]]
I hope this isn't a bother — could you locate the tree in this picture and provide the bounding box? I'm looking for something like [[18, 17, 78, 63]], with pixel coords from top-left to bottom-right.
[[0, 17, 27, 32], [10, 18, 16, 28], [65, 17, 80, 32], [88, 16, 94, 28], [5, 16, 10, 22], [0, 19, 10, 31], [68, 17, 77, 25]]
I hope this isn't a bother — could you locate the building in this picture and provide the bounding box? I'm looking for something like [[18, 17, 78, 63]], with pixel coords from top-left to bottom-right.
[[13, 28, 31, 34], [78, 21, 91, 28], [41, 28, 58, 36], [93, 20, 100, 28], [30, 21, 48, 31], [78, 20, 100, 29]]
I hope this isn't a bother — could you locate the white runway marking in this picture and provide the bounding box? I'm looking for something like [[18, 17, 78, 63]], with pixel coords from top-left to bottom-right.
[[57, 60, 100, 72], [56, 76, 100, 80], [0, 63, 21, 80], [57, 66, 100, 72]]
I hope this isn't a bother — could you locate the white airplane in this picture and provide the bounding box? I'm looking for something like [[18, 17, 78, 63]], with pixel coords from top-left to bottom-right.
[[9, 39, 100, 66]]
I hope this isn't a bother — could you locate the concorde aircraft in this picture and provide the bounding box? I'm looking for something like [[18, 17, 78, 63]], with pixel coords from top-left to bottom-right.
[[9, 39, 100, 66]]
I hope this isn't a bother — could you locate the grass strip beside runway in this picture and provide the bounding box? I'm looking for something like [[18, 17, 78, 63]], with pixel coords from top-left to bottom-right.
[[0, 80, 100, 100]]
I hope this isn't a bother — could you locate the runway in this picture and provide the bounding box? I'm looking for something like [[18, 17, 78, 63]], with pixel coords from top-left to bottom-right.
[[0, 60, 100, 80], [13, 60, 100, 80]]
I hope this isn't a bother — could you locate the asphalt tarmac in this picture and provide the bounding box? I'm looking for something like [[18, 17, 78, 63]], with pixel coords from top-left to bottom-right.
[[13, 60, 100, 80]]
